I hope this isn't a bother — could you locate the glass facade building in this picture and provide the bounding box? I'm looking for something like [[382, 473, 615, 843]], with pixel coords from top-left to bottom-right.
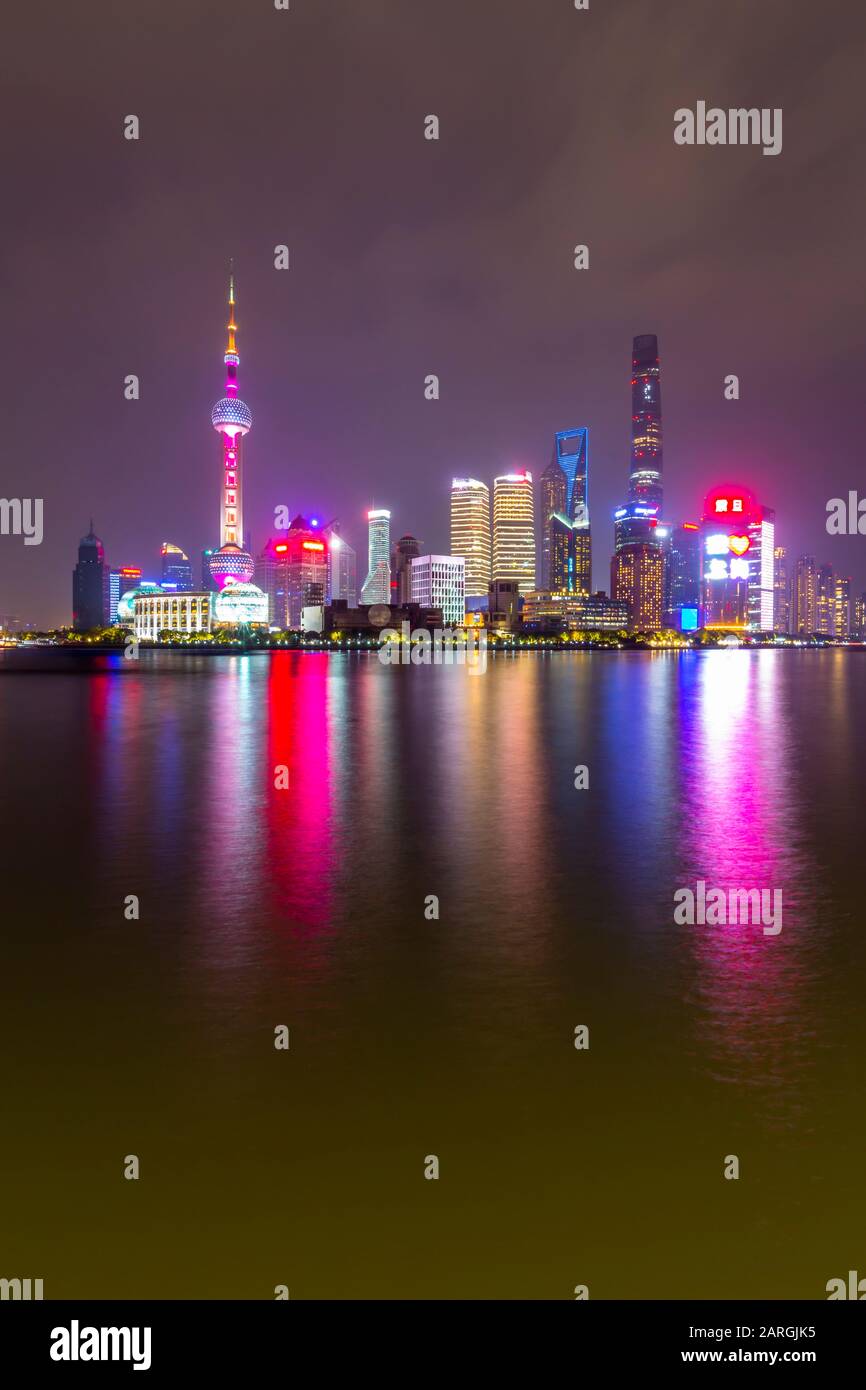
[[450, 479, 491, 600]]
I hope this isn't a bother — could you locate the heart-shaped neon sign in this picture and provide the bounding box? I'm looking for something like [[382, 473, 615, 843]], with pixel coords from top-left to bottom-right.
[[728, 535, 750, 556]]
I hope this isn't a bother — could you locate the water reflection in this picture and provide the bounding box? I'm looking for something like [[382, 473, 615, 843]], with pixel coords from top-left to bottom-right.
[[677, 652, 818, 1119]]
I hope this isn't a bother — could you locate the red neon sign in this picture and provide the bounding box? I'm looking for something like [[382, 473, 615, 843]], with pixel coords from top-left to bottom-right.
[[302, 541, 325, 551]]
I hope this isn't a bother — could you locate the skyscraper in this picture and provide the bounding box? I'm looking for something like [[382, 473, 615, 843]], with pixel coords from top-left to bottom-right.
[[699, 486, 775, 631], [161, 542, 193, 591], [539, 457, 567, 592], [540, 434, 591, 595], [493, 471, 535, 594], [257, 517, 328, 628], [208, 267, 255, 590], [629, 335, 663, 510], [747, 504, 775, 631], [853, 593, 866, 641], [360, 509, 391, 605], [816, 564, 835, 635], [411, 555, 466, 625], [662, 523, 701, 626], [391, 534, 420, 605], [450, 479, 491, 600], [610, 543, 663, 631], [774, 546, 790, 632], [555, 428, 590, 526], [72, 523, 108, 630], [108, 566, 142, 623], [322, 521, 357, 607], [793, 556, 817, 634], [835, 575, 851, 639]]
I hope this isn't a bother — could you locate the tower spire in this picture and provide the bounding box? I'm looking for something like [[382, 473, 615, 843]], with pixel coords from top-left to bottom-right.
[[224, 260, 238, 395]]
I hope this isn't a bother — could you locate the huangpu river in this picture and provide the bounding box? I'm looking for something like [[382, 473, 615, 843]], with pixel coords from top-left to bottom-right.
[[1, 647, 864, 1299]]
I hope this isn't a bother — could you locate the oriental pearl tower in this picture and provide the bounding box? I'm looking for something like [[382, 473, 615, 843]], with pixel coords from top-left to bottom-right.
[[207, 264, 255, 589]]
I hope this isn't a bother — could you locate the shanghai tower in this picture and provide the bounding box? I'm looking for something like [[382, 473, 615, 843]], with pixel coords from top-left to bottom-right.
[[628, 334, 663, 511]]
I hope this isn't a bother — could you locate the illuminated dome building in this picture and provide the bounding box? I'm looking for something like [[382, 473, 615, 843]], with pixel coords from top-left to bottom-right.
[[208, 266, 254, 590], [213, 581, 269, 627], [117, 582, 161, 625]]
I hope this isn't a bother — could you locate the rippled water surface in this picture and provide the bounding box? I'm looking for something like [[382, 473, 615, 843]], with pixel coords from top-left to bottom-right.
[[1, 648, 864, 1297]]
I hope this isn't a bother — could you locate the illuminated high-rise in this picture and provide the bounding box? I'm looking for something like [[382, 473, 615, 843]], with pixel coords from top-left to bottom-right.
[[360, 509, 391, 605], [322, 520, 357, 606], [816, 564, 835, 635], [793, 556, 817, 634], [774, 546, 790, 632], [853, 593, 866, 641], [835, 575, 851, 639], [161, 542, 193, 591], [450, 479, 491, 600], [747, 504, 775, 631], [257, 516, 328, 628], [539, 458, 566, 591], [109, 566, 142, 623], [611, 543, 663, 630], [208, 267, 255, 590], [629, 335, 663, 511], [411, 555, 466, 626], [493, 471, 535, 594]]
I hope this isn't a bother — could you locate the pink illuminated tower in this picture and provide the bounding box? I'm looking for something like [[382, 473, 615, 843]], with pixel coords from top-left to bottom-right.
[[208, 265, 255, 589]]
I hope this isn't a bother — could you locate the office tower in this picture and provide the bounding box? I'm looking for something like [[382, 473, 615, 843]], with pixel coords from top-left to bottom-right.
[[816, 564, 835, 635], [793, 556, 817, 634], [700, 485, 766, 629], [774, 546, 790, 632], [539, 457, 567, 591], [853, 593, 866, 641], [548, 511, 576, 592], [257, 517, 328, 628], [555, 428, 590, 526], [208, 267, 255, 589], [661, 523, 701, 626], [72, 522, 108, 630], [108, 566, 142, 623], [614, 501, 661, 551], [322, 521, 357, 606], [493, 471, 535, 594], [629, 335, 663, 511], [611, 543, 663, 630], [541, 433, 591, 594], [555, 428, 591, 589], [391, 534, 421, 605], [360, 508, 391, 605], [450, 479, 491, 600], [411, 554, 466, 625], [834, 576, 851, 639], [161, 543, 193, 591], [746, 504, 775, 631]]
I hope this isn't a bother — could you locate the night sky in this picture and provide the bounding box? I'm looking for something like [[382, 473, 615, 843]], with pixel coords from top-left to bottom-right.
[[3, 0, 866, 627]]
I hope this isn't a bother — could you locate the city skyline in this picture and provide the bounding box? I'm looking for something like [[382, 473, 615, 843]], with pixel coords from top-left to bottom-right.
[[2, 1, 866, 626], [55, 299, 861, 639]]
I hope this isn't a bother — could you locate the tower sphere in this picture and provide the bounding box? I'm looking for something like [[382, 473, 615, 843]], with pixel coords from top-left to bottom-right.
[[211, 397, 252, 435]]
